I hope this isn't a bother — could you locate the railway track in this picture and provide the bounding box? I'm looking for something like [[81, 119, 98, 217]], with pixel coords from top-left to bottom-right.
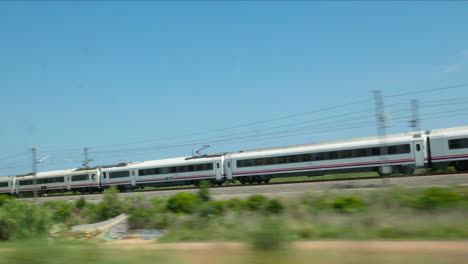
[[18, 171, 468, 202]]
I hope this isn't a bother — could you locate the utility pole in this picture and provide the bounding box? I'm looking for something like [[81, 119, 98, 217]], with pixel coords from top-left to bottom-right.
[[409, 99, 420, 132], [32, 147, 37, 202], [82, 147, 93, 168], [373, 90, 387, 142], [373, 90, 390, 181]]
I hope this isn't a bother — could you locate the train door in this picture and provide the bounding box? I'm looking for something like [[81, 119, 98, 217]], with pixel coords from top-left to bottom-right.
[[413, 140, 424, 167], [225, 159, 233, 180], [130, 170, 136, 186], [66, 175, 71, 191], [215, 161, 222, 181]]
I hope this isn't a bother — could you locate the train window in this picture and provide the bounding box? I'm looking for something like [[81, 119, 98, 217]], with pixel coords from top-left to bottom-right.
[[387, 146, 398, 155], [177, 166, 187, 173], [19, 179, 34, 186], [0, 182, 8, 187], [328, 151, 338, 160], [217, 163, 220, 169], [265, 157, 275, 165], [228, 162, 231, 168], [37, 177, 65, 184], [103, 172, 107, 179], [354, 149, 366, 158], [109, 171, 130, 179], [71, 174, 89, 182], [91, 174, 95, 180], [370, 147, 380, 156], [287, 155, 298, 163], [278, 156, 287, 164], [400, 144, 411, 153], [169, 167, 177, 173], [207, 163, 214, 170], [301, 154, 312, 162], [416, 144, 421, 151], [449, 138, 468, 149], [315, 153, 324, 161], [342, 150, 352, 159], [188, 165, 194, 172]]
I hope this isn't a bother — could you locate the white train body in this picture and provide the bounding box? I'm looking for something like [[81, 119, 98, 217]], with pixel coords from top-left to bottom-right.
[[2, 126, 468, 196], [0, 176, 15, 195], [13, 168, 100, 195], [101, 156, 224, 190], [226, 131, 424, 182]]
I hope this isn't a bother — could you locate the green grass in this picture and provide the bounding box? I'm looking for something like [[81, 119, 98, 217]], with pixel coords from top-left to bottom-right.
[[1, 239, 467, 264]]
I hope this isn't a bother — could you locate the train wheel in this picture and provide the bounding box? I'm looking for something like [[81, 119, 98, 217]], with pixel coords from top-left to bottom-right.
[[402, 166, 415, 176], [454, 161, 468, 172]]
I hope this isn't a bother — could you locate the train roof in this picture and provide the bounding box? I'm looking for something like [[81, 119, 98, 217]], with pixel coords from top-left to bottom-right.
[[102, 155, 223, 171], [15, 168, 99, 180], [227, 130, 422, 158], [427, 126, 468, 138]]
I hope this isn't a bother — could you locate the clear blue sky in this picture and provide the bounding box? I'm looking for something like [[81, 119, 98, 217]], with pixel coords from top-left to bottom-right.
[[1, 1, 468, 176]]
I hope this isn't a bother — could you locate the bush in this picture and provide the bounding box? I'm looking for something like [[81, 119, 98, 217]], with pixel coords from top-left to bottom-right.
[[250, 217, 289, 251], [75, 197, 87, 210], [246, 195, 268, 211], [329, 196, 364, 213], [0, 195, 11, 207], [43, 201, 74, 223], [124, 196, 154, 228], [197, 200, 225, 217], [128, 208, 153, 229], [195, 180, 211, 203], [0, 199, 51, 240], [265, 199, 284, 214], [412, 187, 462, 210], [166, 193, 195, 214], [92, 186, 125, 222]]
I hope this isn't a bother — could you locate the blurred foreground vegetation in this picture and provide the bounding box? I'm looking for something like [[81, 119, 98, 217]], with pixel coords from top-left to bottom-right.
[[1, 183, 468, 245], [0, 239, 467, 264]]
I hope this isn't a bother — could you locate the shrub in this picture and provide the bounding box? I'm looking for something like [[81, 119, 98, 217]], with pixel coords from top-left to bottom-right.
[[152, 197, 166, 212], [0, 199, 51, 240], [330, 196, 364, 213], [197, 200, 225, 217], [250, 217, 289, 251], [246, 195, 268, 211], [412, 187, 462, 210], [128, 208, 153, 229], [195, 180, 211, 203], [75, 197, 87, 210], [124, 196, 157, 229], [225, 198, 242, 210], [265, 199, 284, 214], [43, 201, 74, 223], [166, 192, 195, 214], [0, 195, 11, 207], [92, 186, 125, 222]]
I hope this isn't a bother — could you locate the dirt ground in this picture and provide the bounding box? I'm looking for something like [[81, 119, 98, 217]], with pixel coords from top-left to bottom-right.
[[106, 239, 468, 252], [102, 240, 468, 264]]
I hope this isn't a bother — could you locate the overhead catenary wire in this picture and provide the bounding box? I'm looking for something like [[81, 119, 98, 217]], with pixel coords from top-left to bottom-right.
[[1, 83, 467, 174]]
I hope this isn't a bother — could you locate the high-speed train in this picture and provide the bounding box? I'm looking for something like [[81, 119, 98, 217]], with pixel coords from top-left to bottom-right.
[[1, 126, 467, 196]]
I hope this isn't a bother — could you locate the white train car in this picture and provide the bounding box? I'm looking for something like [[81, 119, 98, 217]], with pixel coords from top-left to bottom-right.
[[14, 168, 101, 195], [68, 168, 102, 193], [101, 155, 224, 191], [426, 126, 468, 171], [0, 176, 15, 195], [225, 131, 425, 183], [15, 169, 74, 195]]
